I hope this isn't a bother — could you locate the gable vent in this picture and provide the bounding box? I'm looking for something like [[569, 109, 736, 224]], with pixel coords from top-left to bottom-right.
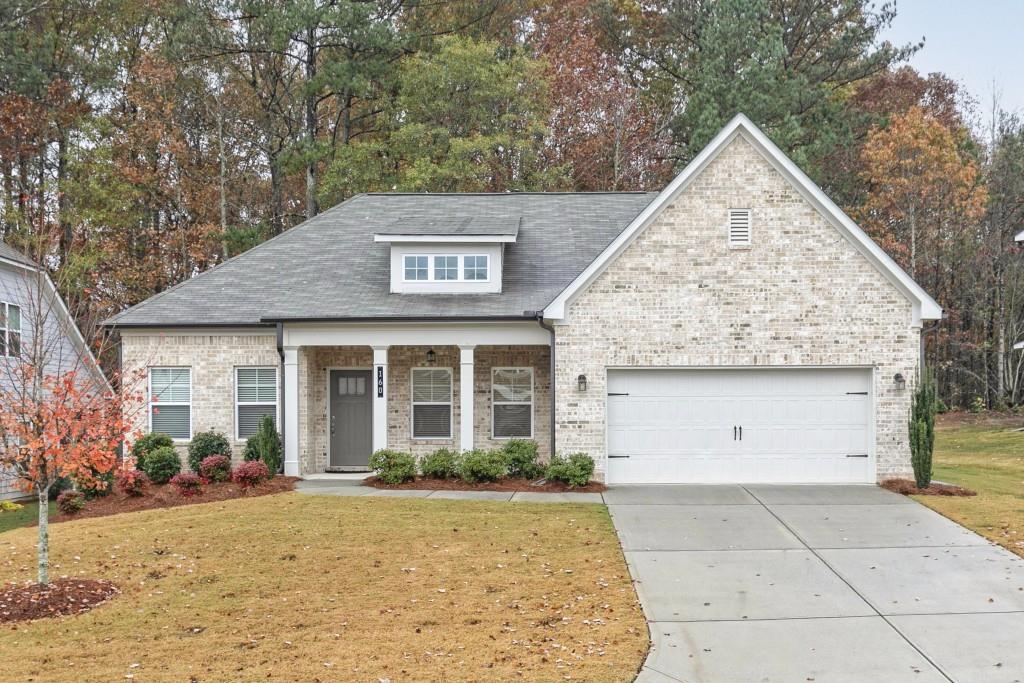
[[728, 209, 751, 247]]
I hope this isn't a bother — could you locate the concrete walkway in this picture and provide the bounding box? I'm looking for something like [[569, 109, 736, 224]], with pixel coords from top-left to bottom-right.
[[609, 484, 1024, 683], [295, 477, 604, 503]]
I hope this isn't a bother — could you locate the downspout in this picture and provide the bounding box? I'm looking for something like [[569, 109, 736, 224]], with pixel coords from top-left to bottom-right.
[[533, 312, 557, 459], [276, 322, 285, 474]]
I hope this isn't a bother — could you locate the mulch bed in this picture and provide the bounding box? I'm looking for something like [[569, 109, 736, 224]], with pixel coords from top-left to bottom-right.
[[364, 475, 607, 493], [46, 476, 299, 525], [881, 478, 977, 497], [0, 578, 119, 624]]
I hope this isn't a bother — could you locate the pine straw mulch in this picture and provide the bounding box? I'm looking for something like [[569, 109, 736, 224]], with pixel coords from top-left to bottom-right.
[[48, 477, 299, 524], [881, 478, 977, 497], [0, 578, 119, 624], [365, 475, 607, 493]]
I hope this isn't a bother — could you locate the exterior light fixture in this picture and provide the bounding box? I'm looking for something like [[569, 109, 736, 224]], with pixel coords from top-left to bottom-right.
[[893, 372, 906, 391], [577, 374, 587, 392], [426, 348, 436, 365]]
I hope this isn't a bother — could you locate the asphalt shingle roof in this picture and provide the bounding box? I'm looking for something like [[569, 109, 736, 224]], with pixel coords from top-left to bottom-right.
[[374, 214, 521, 238], [105, 192, 657, 327]]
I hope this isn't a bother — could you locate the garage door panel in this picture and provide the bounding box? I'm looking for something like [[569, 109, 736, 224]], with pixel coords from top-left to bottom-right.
[[606, 369, 873, 484]]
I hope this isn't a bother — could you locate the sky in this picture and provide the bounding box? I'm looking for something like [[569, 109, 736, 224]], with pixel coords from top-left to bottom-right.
[[883, 0, 1024, 124]]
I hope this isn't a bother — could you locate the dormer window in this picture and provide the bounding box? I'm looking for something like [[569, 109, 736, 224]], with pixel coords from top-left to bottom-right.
[[379, 215, 516, 293], [404, 255, 428, 281], [464, 255, 488, 281]]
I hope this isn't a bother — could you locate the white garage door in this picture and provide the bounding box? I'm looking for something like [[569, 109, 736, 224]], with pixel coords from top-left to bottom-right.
[[606, 368, 873, 484]]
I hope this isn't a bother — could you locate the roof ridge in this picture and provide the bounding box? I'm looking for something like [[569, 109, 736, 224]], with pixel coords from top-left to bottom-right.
[[363, 191, 656, 196]]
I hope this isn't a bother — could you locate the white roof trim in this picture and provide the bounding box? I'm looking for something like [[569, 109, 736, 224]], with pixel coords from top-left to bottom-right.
[[543, 113, 943, 326], [373, 234, 516, 244], [1015, 230, 1024, 243]]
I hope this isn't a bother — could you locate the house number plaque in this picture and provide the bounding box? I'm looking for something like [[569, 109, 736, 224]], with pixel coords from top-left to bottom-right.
[[377, 366, 384, 397]]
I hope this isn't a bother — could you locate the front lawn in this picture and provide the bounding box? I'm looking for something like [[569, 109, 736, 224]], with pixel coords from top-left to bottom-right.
[[914, 413, 1024, 558], [0, 500, 53, 534], [0, 493, 647, 682]]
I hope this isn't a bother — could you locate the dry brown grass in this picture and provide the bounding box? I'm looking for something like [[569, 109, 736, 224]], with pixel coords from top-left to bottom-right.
[[0, 492, 647, 682]]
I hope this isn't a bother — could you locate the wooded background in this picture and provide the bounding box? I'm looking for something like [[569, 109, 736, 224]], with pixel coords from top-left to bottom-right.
[[1, 0, 1021, 409]]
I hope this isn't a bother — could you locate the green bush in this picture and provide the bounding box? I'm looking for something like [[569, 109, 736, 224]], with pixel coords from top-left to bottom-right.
[[969, 395, 985, 414], [369, 449, 417, 485], [546, 452, 595, 487], [132, 432, 174, 471], [187, 431, 231, 472], [75, 469, 114, 499], [909, 371, 937, 489], [456, 449, 507, 483], [143, 445, 183, 484], [420, 448, 460, 479], [243, 416, 282, 474], [502, 439, 542, 479]]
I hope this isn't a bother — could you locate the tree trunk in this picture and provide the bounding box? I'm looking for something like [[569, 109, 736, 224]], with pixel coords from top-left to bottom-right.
[[269, 153, 283, 236], [217, 99, 229, 260], [57, 128, 71, 259], [304, 26, 319, 220], [37, 486, 49, 584]]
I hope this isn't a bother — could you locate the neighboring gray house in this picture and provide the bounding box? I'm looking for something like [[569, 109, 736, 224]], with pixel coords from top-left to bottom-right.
[[107, 115, 941, 484], [0, 242, 108, 500]]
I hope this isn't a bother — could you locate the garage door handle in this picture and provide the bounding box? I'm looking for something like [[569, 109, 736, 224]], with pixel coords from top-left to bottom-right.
[[733, 426, 737, 440], [846, 454, 869, 458], [607, 392, 629, 396], [739, 426, 742, 440], [608, 455, 630, 459], [846, 391, 868, 395]]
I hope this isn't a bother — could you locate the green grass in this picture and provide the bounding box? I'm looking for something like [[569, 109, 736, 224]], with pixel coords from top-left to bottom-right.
[[0, 499, 53, 534], [914, 416, 1024, 557]]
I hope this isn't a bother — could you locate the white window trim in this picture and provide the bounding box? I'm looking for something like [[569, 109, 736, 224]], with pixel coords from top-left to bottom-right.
[[148, 367, 192, 442], [728, 208, 752, 248], [402, 254, 490, 283], [491, 367, 534, 439], [234, 366, 280, 441], [410, 366, 454, 440], [0, 301, 21, 358]]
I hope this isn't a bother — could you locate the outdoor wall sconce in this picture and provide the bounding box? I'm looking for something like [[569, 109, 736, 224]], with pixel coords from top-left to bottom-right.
[[577, 374, 588, 392], [426, 348, 436, 365], [894, 372, 906, 391]]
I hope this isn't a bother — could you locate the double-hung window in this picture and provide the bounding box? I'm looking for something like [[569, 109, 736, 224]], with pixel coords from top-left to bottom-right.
[[150, 368, 191, 440], [236, 367, 278, 439], [492, 368, 533, 438], [0, 302, 21, 357], [411, 368, 452, 439]]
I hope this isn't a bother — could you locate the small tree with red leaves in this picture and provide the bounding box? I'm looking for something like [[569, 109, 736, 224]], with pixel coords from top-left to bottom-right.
[[0, 368, 138, 583]]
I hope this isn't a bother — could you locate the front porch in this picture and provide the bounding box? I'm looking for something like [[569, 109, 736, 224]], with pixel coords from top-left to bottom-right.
[[280, 322, 552, 476]]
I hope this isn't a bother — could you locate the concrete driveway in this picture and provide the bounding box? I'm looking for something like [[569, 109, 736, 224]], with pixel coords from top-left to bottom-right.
[[607, 484, 1024, 683]]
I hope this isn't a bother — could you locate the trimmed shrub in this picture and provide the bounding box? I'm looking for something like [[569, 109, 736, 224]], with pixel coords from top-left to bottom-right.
[[546, 453, 595, 487], [132, 432, 174, 471], [56, 490, 86, 515], [909, 370, 937, 489], [243, 416, 282, 475], [420, 448, 460, 479], [143, 445, 182, 484], [456, 449, 507, 483], [170, 472, 203, 497], [187, 431, 231, 472], [1, 500, 24, 512], [232, 460, 270, 489], [114, 462, 150, 496], [369, 449, 416, 485], [199, 454, 232, 483], [75, 469, 114, 499], [502, 439, 542, 479]]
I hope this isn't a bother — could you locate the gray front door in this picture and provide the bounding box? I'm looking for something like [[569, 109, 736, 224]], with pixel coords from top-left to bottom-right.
[[329, 370, 372, 469]]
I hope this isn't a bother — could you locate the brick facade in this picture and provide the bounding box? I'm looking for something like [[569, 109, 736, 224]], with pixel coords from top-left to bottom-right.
[[553, 135, 919, 481], [122, 333, 549, 474]]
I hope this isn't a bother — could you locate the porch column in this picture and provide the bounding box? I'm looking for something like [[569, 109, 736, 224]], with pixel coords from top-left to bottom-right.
[[459, 345, 475, 451], [372, 346, 389, 453], [283, 346, 300, 476]]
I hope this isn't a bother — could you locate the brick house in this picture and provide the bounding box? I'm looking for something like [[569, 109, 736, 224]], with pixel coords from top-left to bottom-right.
[[106, 115, 941, 484]]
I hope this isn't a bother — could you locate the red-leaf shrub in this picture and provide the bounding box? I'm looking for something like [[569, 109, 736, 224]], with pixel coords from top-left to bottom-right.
[[114, 462, 150, 496], [169, 472, 203, 497], [56, 491, 86, 515], [231, 460, 269, 489], [199, 454, 232, 483]]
